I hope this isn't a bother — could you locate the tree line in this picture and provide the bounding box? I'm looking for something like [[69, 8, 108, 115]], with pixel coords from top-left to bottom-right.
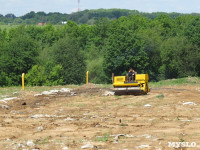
[[1, 9, 200, 25], [0, 13, 200, 86]]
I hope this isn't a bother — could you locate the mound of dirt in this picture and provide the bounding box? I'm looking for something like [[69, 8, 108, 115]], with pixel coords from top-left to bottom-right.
[[72, 83, 106, 96], [4, 84, 109, 111], [76, 83, 98, 89]]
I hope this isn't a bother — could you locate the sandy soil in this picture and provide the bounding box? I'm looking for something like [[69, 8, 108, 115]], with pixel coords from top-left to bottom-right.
[[0, 84, 200, 150]]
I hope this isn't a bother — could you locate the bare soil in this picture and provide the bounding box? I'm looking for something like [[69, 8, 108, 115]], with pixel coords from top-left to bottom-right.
[[0, 84, 200, 150]]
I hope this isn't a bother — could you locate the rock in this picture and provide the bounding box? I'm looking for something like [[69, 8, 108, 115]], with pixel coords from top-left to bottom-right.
[[144, 104, 152, 107], [3, 97, 18, 101], [22, 102, 26, 105], [183, 102, 197, 105], [93, 145, 98, 149], [138, 134, 151, 139], [1, 95, 8, 98], [62, 147, 69, 150], [34, 94, 42, 97], [36, 126, 44, 132], [31, 114, 44, 118], [125, 134, 134, 138], [26, 140, 35, 147], [113, 134, 125, 140], [31, 114, 62, 118], [34, 88, 71, 97], [144, 134, 151, 139], [60, 88, 71, 92], [17, 143, 25, 148], [135, 144, 150, 149], [180, 120, 192, 122], [0, 97, 18, 103], [64, 117, 74, 121], [104, 91, 115, 96], [42, 90, 59, 95], [0, 104, 9, 109], [70, 92, 76, 96], [81, 143, 94, 149]]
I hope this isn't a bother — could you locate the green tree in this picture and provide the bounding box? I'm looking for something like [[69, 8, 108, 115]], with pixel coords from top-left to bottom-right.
[[1, 26, 39, 85], [46, 65, 64, 85], [160, 37, 200, 79], [86, 43, 107, 83], [26, 65, 46, 86], [138, 27, 162, 81], [185, 16, 200, 46], [103, 15, 150, 81], [52, 36, 86, 84]]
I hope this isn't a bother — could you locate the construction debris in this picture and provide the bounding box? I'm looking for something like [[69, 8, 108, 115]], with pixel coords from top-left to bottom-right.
[[183, 102, 197, 105], [144, 104, 152, 107], [104, 91, 115, 96], [34, 88, 71, 96], [0, 104, 9, 109], [64, 117, 75, 121], [135, 144, 151, 149], [0, 97, 18, 103], [112, 134, 125, 140], [26, 140, 35, 147], [81, 143, 94, 149], [36, 126, 44, 132]]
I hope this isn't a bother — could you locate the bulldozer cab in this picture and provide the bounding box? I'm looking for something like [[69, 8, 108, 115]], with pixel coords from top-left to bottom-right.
[[126, 71, 136, 83]]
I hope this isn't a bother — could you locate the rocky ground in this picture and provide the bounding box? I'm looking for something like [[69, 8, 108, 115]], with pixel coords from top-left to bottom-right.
[[0, 83, 200, 150]]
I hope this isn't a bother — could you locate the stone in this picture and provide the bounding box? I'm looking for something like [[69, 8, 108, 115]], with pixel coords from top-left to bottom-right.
[[26, 140, 35, 147]]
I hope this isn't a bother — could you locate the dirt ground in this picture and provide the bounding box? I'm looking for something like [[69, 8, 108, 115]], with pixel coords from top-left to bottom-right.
[[0, 83, 200, 150]]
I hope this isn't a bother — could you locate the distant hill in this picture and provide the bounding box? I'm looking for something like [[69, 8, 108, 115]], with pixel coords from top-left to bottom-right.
[[0, 8, 200, 25]]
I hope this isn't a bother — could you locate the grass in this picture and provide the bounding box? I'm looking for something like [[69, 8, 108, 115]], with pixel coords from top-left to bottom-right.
[[95, 133, 110, 142], [35, 136, 50, 145], [156, 93, 165, 98], [0, 85, 78, 98], [180, 138, 185, 142], [120, 123, 128, 126], [114, 95, 122, 99], [150, 77, 200, 88]]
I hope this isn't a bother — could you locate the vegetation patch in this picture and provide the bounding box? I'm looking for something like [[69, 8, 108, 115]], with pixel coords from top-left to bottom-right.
[[156, 93, 165, 98], [95, 133, 110, 142], [150, 77, 200, 88]]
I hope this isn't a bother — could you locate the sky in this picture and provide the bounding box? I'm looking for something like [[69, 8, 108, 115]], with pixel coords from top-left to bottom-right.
[[1, 0, 200, 16]]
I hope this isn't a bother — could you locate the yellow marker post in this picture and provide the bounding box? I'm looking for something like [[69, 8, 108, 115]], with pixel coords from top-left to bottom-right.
[[22, 73, 25, 91], [86, 71, 89, 84]]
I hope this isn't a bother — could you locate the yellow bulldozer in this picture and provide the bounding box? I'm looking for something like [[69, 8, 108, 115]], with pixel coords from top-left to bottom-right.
[[112, 73, 150, 95]]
